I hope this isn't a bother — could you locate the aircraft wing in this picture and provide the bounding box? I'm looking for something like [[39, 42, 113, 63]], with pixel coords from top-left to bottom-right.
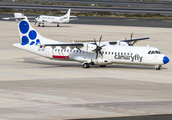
[[120, 37, 150, 42], [109, 37, 149, 45], [39, 37, 149, 48]]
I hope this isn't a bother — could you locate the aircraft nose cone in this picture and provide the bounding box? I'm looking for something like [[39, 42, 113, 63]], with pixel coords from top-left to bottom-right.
[[163, 56, 169, 64]]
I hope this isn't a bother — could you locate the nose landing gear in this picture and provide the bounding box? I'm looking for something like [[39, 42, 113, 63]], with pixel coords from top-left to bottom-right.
[[155, 65, 161, 70]]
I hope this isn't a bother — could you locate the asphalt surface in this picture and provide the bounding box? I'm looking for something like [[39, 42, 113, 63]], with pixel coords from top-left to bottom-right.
[[1, 13, 172, 28], [71, 114, 172, 120], [0, 20, 172, 119], [1, 3, 172, 15]]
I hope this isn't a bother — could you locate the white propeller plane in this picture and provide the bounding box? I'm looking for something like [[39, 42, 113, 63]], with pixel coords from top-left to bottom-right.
[[34, 9, 77, 27], [11, 13, 169, 70]]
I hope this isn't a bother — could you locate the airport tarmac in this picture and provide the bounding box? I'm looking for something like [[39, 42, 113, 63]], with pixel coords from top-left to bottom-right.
[[0, 21, 172, 120]]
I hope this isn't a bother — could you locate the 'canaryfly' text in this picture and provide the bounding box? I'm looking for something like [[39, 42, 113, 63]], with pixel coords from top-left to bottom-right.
[[114, 54, 143, 62]]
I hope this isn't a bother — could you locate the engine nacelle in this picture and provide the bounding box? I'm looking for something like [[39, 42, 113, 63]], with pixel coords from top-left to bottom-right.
[[116, 41, 129, 46], [79, 43, 97, 53], [92, 58, 111, 65]]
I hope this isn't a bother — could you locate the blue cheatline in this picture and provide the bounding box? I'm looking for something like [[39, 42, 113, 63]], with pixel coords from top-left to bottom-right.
[[19, 21, 29, 34], [29, 30, 37, 40], [21, 36, 29, 45], [30, 41, 35, 45]]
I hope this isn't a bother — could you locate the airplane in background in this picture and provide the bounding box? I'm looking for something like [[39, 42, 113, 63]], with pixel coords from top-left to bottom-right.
[[8, 13, 170, 70], [34, 9, 78, 27], [3, 9, 78, 27]]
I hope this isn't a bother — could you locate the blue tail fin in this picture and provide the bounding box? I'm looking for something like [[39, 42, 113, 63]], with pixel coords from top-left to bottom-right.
[[14, 13, 57, 46]]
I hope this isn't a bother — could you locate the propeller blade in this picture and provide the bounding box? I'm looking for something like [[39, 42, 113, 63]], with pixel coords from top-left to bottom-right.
[[130, 32, 133, 40], [95, 51, 98, 59], [94, 38, 98, 46], [34, 22, 37, 25], [99, 51, 103, 57], [100, 44, 106, 48], [99, 35, 102, 46]]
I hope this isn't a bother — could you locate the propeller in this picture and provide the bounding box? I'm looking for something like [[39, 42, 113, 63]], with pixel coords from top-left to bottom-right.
[[93, 35, 106, 59], [125, 32, 134, 46]]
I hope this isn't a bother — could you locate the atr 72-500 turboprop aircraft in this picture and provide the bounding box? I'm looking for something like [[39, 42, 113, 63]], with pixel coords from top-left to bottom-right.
[[11, 13, 169, 70]]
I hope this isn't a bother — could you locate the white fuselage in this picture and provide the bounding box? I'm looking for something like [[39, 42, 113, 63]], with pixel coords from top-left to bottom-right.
[[36, 15, 69, 24], [12, 13, 169, 69], [13, 43, 165, 66]]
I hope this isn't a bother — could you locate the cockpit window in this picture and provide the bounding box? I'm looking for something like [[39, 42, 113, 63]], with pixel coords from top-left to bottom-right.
[[148, 50, 161, 54], [151, 51, 155, 54], [155, 51, 161, 54]]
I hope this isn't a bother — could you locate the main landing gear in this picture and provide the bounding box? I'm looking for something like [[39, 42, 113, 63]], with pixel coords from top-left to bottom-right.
[[38, 24, 44, 27], [57, 24, 59, 27], [82, 62, 107, 68], [155, 65, 161, 70], [82, 63, 90, 68]]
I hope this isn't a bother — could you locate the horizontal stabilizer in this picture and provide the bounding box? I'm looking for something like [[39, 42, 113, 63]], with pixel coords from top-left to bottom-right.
[[70, 18, 78, 21], [70, 16, 78, 18]]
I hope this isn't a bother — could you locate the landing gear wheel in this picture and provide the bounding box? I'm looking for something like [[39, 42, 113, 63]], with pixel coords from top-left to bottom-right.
[[42, 24, 44, 27], [82, 63, 90, 68], [100, 65, 106, 67], [155, 65, 161, 70], [38, 24, 40, 27], [57, 24, 59, 27]]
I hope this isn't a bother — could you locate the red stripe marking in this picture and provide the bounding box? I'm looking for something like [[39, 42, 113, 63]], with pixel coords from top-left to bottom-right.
[[52, 55, 69, 59]]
